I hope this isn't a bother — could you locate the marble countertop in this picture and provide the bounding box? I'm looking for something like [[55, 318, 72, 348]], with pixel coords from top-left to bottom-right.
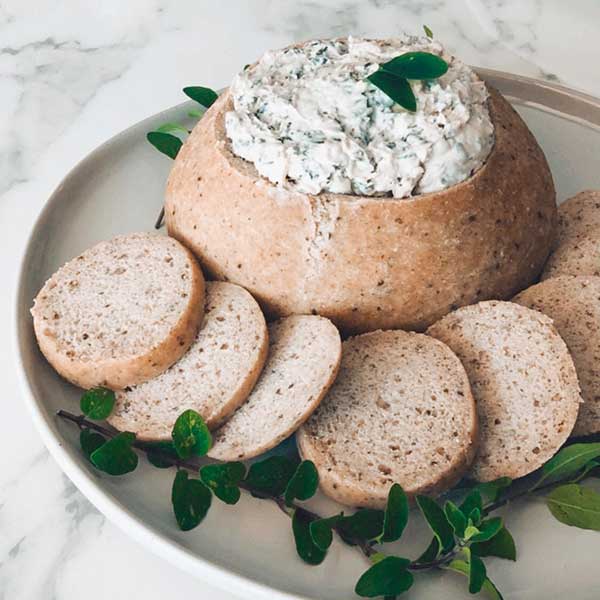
[[2, 1, 600, 598]]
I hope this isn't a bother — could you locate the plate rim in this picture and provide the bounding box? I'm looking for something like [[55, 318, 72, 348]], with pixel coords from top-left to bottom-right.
[[13, 69, 600, 600]]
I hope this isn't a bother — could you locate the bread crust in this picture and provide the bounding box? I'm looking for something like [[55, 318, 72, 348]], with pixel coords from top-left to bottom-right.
[[166, 86, 556, 334], [32, 236, 205, 390]]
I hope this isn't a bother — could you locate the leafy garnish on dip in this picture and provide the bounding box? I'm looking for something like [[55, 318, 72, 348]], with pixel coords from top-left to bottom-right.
[[367, 50, 448, 112], [57, 391, 600, 600]]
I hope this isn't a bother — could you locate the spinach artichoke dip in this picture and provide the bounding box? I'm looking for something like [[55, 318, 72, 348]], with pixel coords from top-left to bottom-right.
[[225, 36, 494, 198]]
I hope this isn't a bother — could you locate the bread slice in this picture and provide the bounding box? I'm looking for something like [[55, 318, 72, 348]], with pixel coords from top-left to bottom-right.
[[427, 301, 581, 482], [555, 190, 600, 248], [297, 330, 477, 509], [542, 235, 600, 280], [207, 315, 341, 461], [513, 277, 600, 436], [107, 282, 268, 440], [31, 232, 205, 390]]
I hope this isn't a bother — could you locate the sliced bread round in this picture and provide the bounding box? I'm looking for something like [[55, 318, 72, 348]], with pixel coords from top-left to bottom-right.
[[207, 315, 341, 461], [513, 276, 600, 436], [31, 233, 205, 390], [107, 281, 269, 440], [427, 300, 581, 482], [556, 190, 600, 248], [297, 330, 477, 509], [542, 235, 600, 280]]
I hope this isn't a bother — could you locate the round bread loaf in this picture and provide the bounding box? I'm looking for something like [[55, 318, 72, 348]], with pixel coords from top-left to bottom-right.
[[31, 233, 205, 390], [555, 190, 600, 248], [296, 330, 477, 509], [166, 73, 555, 334], [108, 282, 268, 439], [427, 300, 581, 482], [513, 276, 600, 436], [542, 235, 600, 280], [208, 315, 341, 461]]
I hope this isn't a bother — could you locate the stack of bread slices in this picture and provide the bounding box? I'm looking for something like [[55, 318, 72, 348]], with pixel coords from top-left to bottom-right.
[[31, 192, 600, 509]]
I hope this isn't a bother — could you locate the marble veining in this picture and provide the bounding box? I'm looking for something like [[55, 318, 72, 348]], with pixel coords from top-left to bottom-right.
[[1, 1, 600, 598]]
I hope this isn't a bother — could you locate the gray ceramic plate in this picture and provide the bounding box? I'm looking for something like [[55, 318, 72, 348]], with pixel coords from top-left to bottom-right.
[[14, 70, 600, 600]]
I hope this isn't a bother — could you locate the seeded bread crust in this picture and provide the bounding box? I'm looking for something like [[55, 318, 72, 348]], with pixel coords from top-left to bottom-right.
[[31, 233, 205, 390], [108, 282, 268, 439], [513, 276, 600, 436], [542, 235, 600, 280], [166, 75, 555, 334], [427, 300, 581, 482], [297, 330, 477, 509], [208, 315, 341, 461]]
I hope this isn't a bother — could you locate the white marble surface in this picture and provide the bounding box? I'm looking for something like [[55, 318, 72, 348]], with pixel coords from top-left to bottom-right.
[[2, 1, 600, 598]]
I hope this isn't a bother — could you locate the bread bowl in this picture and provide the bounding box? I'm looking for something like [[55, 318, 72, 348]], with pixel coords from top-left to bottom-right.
[[165, 37, 556, 334]]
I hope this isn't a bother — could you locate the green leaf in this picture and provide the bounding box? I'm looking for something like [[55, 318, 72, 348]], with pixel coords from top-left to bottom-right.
[[468, 552, 487, 594], [464, 524, 480, 540], [547, 484, 600, 530], [244, 456, 298, 497], [416, 495, 455, 552], [171, 409, 212, 459], [285, 460, 319, 507], [292, 508, 327, 565], [444, 500, 467, 538], [533, 443, 600, 490], [200, 462, 246, 505], [468, 517, 503, 543], [188, 109, 203, 118], [309, 514, 342, 551], [473, 478, 513, 504], [90, 432, 138, 475], [572, 459, 600, 482], [380, 52, 448, 80], [145, 441, 178, 468], [355, 556, 413, 598], [367, 70, 416, 112], [423, 24, 434, 38], [337, 509, 385, 544], [80, 387, 115, 420], [183, 86, 218, 108], [471, 527, 516, 561], [80, 429, 106, 459], [171, 470, 212, 531], [416, 537, 440, 563], [469, 508, 482, 527], [156, 122, 189, 135], [381, 484, 409, 543], [446, 560, 504, 600], [460, 490, 483, 520], [146, 131, 183, 159]]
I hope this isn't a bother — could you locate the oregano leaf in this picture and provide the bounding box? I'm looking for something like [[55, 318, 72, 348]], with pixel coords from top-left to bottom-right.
[[171, 409, 212, 459], [337, 509, 385, 545], [460, 489, 483, 519], [309, 514, 342, 551], [446, 560, 504, 600], [292, 508, 327, 565], [416, 537, 440, 563], [90, 431, 138, 476], [381, 483, 409, 543], [380, 52, 448, 80], [145, 441, 178, 469], [285, 460, 319, 507], [156, 122, 189, 135], [416, 495, 454, 552], [146, 131, 183, 159], [355, 556, 413, 598], [244, 456, 298, 497], [183, 86, 218, 108], [471, 527, 516, 561], [467, 551, 487, 594], [367, 70, 416, 112], [171, 470, 212, 531], [200, 462, 246, 505], [444, 500, 467, 538], [469, 517, 503, 543], [533, 443, 600, 490], [80, 387, 115, 420], [547, 484, 600, 530], [473, 477, 512, 504], [80, 429, 106, 459]]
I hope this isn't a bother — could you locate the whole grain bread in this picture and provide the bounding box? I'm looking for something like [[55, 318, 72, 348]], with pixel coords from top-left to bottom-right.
[[207, 315, 341, 461], [555, 190, 600, 248], [166, 66, 555, 335], [427, 300, 581, 482], [542, 235, 600, 280], [513, 276, 600, 436], [31, 233, 205, 390], [296, 330, 477, 509], [107, 281, 268, 439]]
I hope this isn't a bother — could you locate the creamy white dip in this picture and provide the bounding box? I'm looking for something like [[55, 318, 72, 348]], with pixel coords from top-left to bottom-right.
[[225, 36, 494, 198]]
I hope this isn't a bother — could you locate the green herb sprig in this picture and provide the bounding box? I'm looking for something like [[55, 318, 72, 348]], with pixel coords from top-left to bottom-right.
[[57, 390, 600, 600], [367, 51, 448, 113]]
